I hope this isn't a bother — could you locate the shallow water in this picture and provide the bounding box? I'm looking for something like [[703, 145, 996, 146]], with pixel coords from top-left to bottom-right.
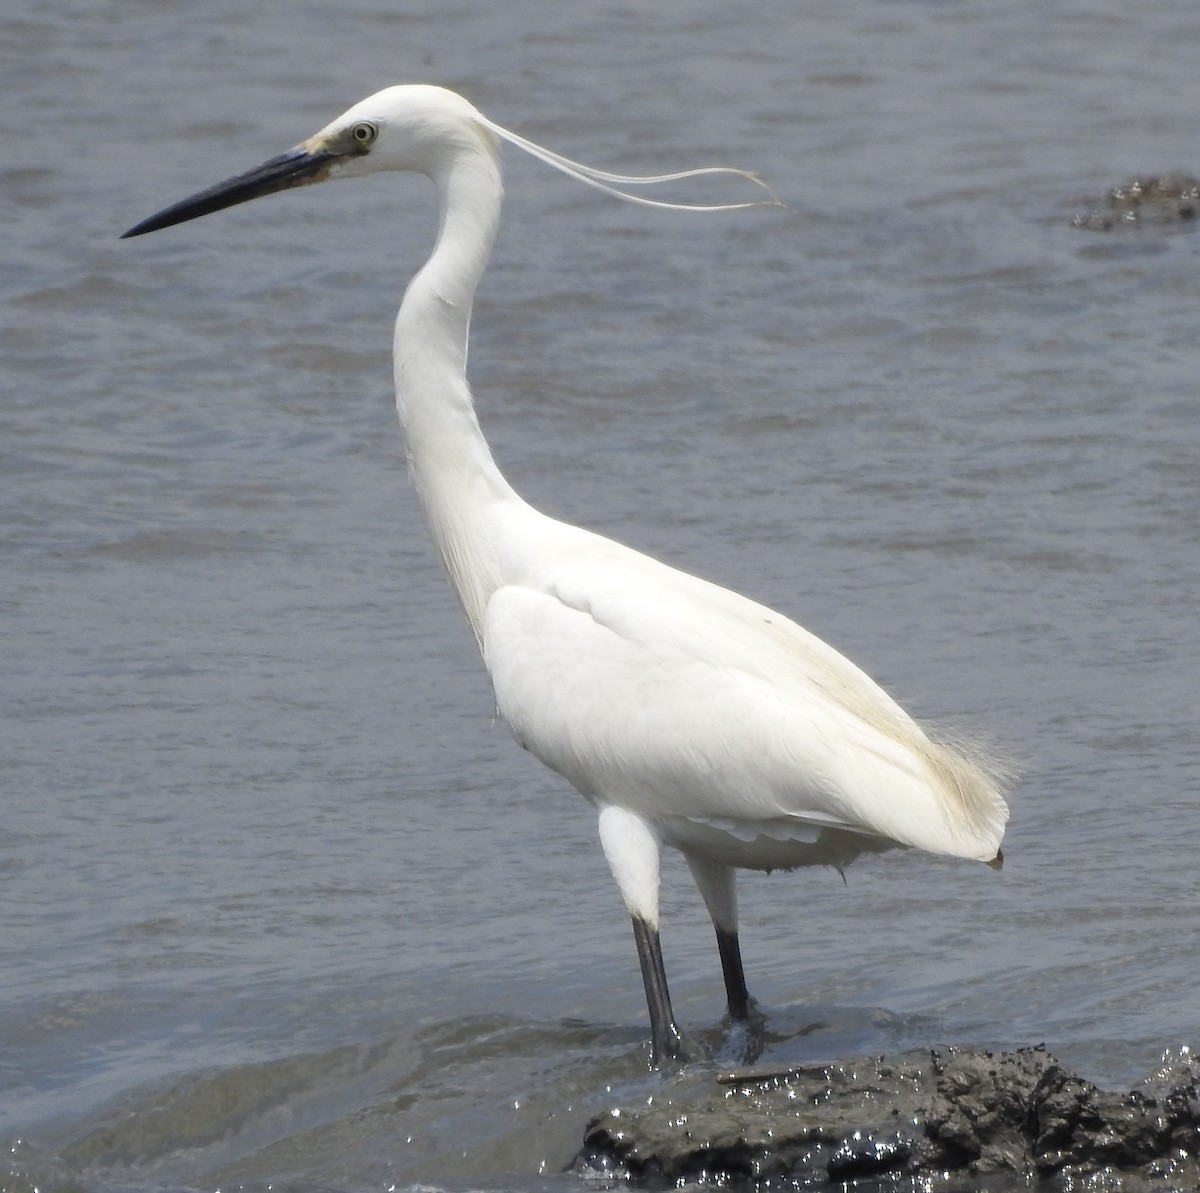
[[3, 2, 1199, 1191]]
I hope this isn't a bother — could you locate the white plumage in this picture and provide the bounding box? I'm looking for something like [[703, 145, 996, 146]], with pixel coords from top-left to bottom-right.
[[123, 84, 1010, 1063]]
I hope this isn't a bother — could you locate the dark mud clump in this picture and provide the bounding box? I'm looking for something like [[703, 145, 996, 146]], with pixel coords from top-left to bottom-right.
[[573, 1045, 1200, 1190], [1074, 175, 1200, 230]]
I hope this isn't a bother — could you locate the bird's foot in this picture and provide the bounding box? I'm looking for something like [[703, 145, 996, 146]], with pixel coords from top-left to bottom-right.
[[650, 1021, 707, 1068], [716, 996, 768, 1064]]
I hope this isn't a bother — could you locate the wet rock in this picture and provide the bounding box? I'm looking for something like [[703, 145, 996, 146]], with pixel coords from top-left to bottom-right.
[[1073, 174, 1200, 229], [573, 1045, 1200, 1189]]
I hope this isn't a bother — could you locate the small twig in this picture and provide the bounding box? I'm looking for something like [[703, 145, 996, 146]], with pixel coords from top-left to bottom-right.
[[717, 1063, 832, 1086]]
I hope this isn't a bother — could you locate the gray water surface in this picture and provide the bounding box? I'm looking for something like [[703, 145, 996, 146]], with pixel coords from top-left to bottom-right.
[[4, 2, 1199, 1191]]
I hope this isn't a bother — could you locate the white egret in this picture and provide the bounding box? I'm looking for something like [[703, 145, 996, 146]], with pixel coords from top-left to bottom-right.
[[123, 85, 1009, 1064]]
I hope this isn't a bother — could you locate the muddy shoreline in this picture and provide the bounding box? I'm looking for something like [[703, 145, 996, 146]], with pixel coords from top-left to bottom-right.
[[573, 1045, 1199, 1190]]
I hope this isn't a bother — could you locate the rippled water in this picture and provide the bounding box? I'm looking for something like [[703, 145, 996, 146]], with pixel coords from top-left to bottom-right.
[[4, 2, 1199, 1191]]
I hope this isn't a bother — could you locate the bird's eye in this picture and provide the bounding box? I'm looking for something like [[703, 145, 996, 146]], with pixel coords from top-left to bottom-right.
[[350, 121, 378, 147]]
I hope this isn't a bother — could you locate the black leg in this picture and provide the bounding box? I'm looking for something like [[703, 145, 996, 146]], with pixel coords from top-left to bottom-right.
[[715, 925, 751, 1021], [631, 915, 690, 1063], [683, 855, 753, 1024]]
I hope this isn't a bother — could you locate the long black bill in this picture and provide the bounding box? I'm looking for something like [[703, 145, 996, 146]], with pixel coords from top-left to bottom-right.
[[121, 146, 340, 239]]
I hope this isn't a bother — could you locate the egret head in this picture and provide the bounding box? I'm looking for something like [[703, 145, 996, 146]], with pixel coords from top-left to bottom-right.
[[122, 84, 779, 239], [121, 85, 493, 239], [305, 85, 498, 179]]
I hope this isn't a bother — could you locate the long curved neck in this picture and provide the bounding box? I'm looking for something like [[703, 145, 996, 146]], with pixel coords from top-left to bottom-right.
[[394, 131, 525, 641]]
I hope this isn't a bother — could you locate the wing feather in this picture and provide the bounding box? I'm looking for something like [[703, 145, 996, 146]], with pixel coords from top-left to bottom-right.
[[482, 525, 1008, 863]]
